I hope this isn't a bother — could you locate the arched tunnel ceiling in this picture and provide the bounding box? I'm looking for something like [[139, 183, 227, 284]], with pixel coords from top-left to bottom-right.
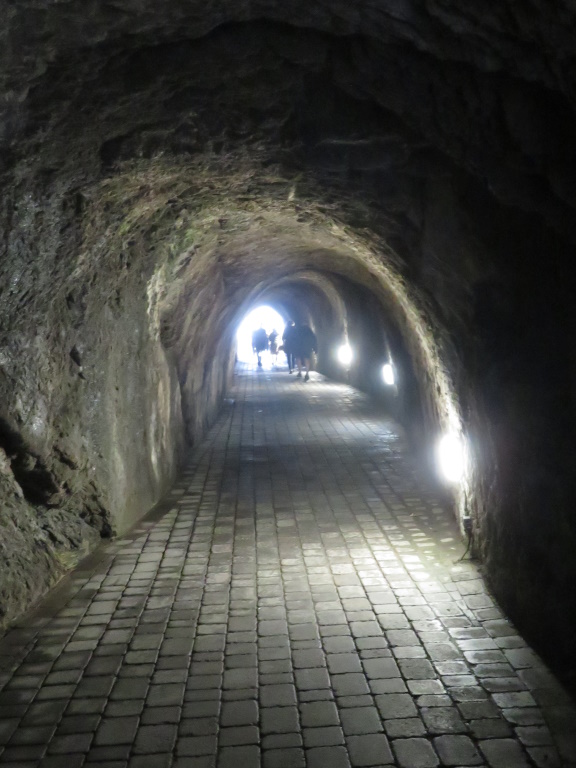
[[3, 5, 576, 368], [2, 7, 576, 238], [0, 4, 573, 491]]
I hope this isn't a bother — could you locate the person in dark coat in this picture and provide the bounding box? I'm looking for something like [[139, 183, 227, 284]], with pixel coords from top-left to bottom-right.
[[292, 323, 317, 381], [252, 326, 268, 367], [282, 320, 297, 373], [268, 329, 279, 364]]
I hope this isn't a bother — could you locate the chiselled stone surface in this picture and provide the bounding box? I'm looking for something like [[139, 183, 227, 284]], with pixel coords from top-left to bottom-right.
[[0, 366, 574, 766]]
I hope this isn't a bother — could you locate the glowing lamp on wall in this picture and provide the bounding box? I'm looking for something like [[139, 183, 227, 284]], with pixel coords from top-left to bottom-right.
[[382, 363, 395, 386], [437, 432, 467, 483], [337, 343, 353, 366]]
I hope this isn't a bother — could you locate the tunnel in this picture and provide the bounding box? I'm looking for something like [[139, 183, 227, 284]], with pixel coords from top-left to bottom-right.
[[1, 2, 576, 764]]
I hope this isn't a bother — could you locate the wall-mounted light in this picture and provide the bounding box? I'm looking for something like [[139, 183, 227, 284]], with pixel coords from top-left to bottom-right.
[[437, 432, 467, 483], [382, 363, 395, 386], [337, 343, 353, 366]]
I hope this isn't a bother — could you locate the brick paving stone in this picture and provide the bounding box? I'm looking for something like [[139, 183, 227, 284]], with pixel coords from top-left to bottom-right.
[[433, 735, 483, 765], [94, 717, 139, 745], [41, 755, 86, 768], [502, 707, 546, 725], [220, 700, 258, 726], [262, 733, 303, 749], [86, 745, 131, 762], [417, 694, 452, 707], [421, 706, 468, 733], [407, 680, 445, 695], [375, 693, 418, 719], [331, 672, 371, 696], [515, 725, 554, 746], [141, 706, 182, 724], [492, 691, 537, 708], [106, 699, 144, 717], [0, 720, 19, 744], [338, 695, 374, 708], [261, 672, 292, 685], [218, 745, 260, 767], [384, 717, 426, 737], [223, 668, 258, 689], [303, 726, 345, 747], [346, 733, 393, 766], [176, 735, 218, 755], [469, 718, 513, 738], [370, 678, 407, 694], [362, 658, 400, 679], [48, 732, 94, 753], [340, 708, 383, 735], [386, 630, 419, 646], [261, 683, 297, 706], [128, 755, 172, 768], [146, 682, 185, 706], [292, 649, 326, 668], [218, 725, 259, 745], [467, 686, 503, 708], [9, 725, 56, 745], [261, 706, 299, 733], [300, 701, 340, 727], [294, 668, 330, 690], [479, 738, 531, 767], [0, 368, 574, 767], [133, 724, 177, 754], [527, 745, 562, 767], [328, 654, 363, 674], [262, 747, 305, 767], [398, 659, 435, 679], [2, 744, 48, 761], [393, 738, 440, 768], [307, 745, 352, 768]]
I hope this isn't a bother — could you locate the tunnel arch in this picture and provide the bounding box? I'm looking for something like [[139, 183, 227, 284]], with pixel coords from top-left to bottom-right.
[[2, 1, 576, 691], [142, 195, 471, 520]]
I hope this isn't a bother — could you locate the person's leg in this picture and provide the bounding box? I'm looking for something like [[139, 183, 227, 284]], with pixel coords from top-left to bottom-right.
[[304, 356, 310, 381], [296, 356, 303, 377]]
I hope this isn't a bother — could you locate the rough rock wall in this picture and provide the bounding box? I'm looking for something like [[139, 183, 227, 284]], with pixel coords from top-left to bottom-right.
[[0, 446, 101, 626], [0, 179, 186, 624]]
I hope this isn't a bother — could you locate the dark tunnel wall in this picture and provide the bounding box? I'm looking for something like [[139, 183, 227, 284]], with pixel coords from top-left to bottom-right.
[[1, 4, 576, 691]]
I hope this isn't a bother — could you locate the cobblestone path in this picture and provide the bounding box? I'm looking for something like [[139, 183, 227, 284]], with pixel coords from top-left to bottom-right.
[[1, 368, 575, 767]]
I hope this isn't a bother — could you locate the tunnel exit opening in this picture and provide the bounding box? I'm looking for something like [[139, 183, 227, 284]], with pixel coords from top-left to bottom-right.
[[235, 305, 286, 366]]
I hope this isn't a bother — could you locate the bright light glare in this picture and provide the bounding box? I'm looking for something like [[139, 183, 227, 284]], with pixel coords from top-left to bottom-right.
[[337, 343, 353, 366], [382, 363, 395, 386], [236, 306, 285, 364], [437, 433, 466, 483]]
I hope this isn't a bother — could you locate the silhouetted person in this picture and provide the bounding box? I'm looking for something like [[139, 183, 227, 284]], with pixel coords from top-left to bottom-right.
[[282, 320, 297, 373], [292, 323, 317, 382], [268, 329, 279, 364], [252, 326, 268, 367]]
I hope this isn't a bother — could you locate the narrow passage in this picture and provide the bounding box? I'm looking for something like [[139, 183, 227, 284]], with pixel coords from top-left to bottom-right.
[[1, 368, 574, 768]]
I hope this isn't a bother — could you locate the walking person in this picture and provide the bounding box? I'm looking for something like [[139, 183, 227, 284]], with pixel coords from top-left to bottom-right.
[[282, 320, 297, 373], [292, 322, 317, 382], [252, 326, 268, 368], [268, 329, 279, 365]]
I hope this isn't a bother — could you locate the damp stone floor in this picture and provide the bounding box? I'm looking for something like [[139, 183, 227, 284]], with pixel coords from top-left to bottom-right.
[[1, 366, 575, 768]]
